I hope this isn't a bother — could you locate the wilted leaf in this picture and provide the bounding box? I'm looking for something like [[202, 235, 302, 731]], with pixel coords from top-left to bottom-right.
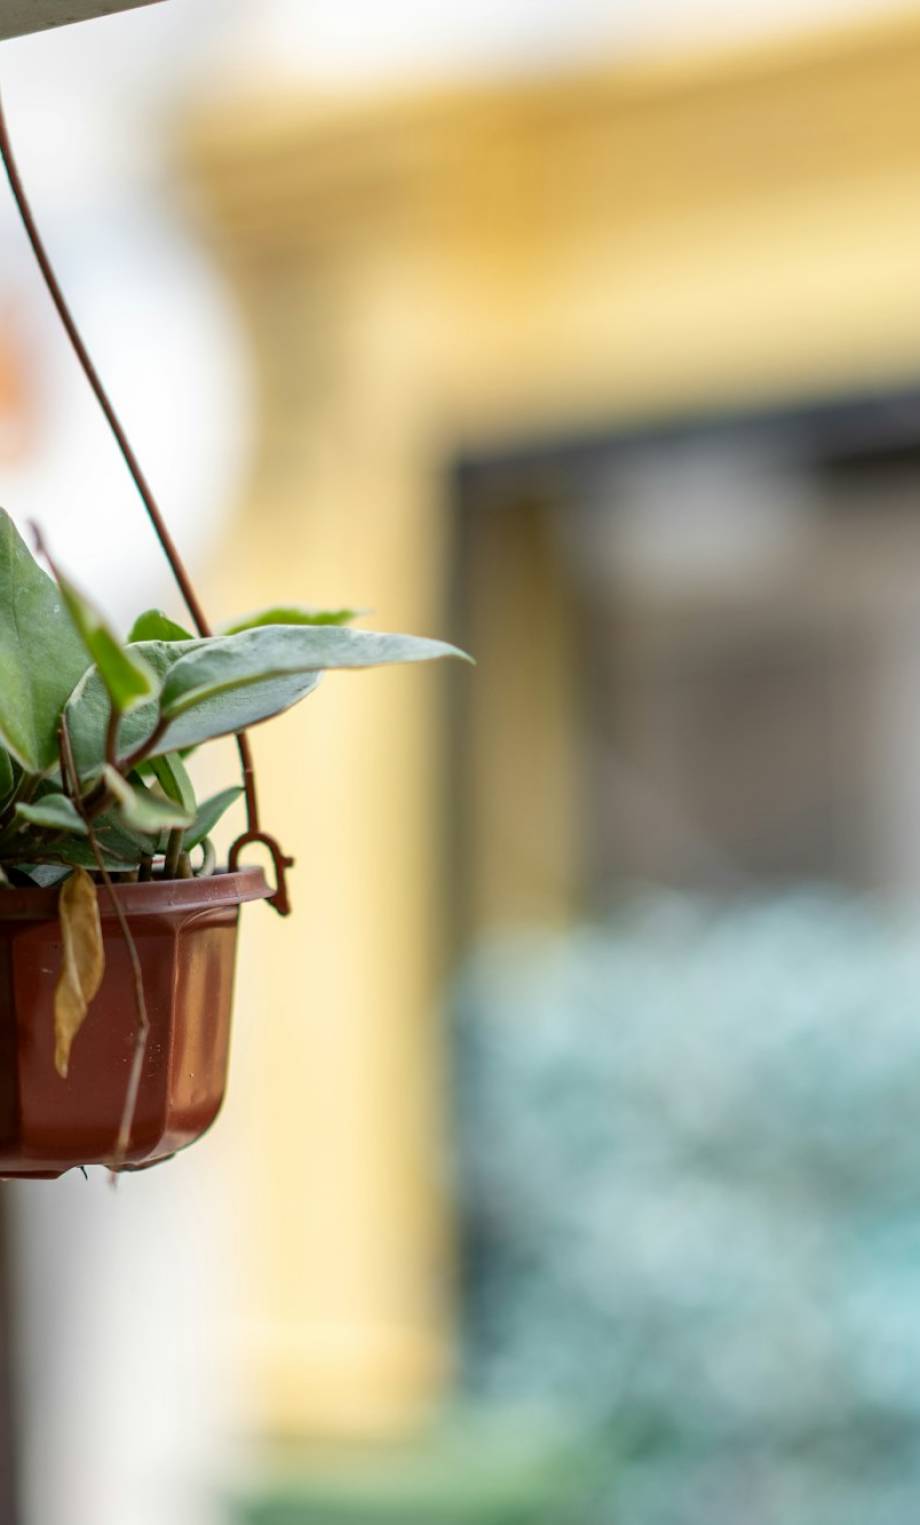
[[0, 511, 90, 773], [128, 609, 193, 644], [15, 793, 88, 836], [222, 605, 361, 634], [103, 766, 193, 834], [54, 867, 104, 1078]]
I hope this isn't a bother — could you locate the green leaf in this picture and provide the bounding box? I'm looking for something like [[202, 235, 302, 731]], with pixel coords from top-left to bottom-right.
[[183, 785, 244, 850], [103, 766, 193, 835], [0, 511, 91, 773], [222, 605, 361, 634], [95, 810, 160, 858], [65, 639, 201, 783], [66, 627, 470, 776], [56, 570, 159, 715], [147, 753, 196, 815], [154, 626, 470, 755], [21, 832, 141, 871], [157, 661, 322, 756], [0, 749, 14, 810], [68, 827, 144, 869], [128, 608, 193, 644], [15, 794, 88, 837], [16, 863, 71, 887]]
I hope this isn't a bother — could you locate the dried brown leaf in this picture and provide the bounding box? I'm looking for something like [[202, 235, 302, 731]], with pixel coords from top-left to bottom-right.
[[54, 867, 104, 1078]]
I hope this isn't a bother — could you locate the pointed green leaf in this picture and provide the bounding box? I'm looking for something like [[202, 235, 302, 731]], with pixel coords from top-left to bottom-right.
[[0, 511, 91, 772], [128, 608, 193, 644], [65, 639, 201, 783], [183, 785, 244, 850], [147, 753, 196, 815], [66, 627, 470, 775], [15, 793, 88, 837], [154, 627, 469, 755], [158, 664, 322, 756], [103, 766, 193, 835], [222, 605, 361, 634], [56, 570, 159, 715], [66, 632, 320, 778], [91, 632, 157, 716]]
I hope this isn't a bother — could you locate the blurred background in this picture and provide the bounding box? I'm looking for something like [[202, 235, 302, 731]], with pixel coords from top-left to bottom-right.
[[3, 1, 920, 1522]]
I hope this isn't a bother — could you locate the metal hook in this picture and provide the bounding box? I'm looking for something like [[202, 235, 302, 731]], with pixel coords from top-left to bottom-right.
[[228, 831, 295, 917]]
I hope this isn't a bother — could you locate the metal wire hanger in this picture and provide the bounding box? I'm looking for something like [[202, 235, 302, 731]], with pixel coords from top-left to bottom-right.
[[0, 87, 293, 914]]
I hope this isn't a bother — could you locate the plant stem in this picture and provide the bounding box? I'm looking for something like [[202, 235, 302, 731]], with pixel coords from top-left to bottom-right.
[[164, 828, 183, 880], [104, 704, 120, 771], [121, 717, 168, 775], [196, 838, 216, 879], [82, 710, 162, 823]]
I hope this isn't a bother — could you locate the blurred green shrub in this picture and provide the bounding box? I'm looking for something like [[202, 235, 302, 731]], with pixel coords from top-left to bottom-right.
[[452, 892, 920, 1525]]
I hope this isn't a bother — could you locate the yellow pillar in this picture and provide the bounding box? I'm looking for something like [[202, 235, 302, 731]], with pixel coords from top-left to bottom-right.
[[184, 6, 920, 1437]]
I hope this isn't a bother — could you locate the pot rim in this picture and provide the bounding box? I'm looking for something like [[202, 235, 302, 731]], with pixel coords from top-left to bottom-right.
[[0, 864, 272, 921]]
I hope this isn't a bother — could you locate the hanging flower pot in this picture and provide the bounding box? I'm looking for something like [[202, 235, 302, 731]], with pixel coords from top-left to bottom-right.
[[0, 867, 269, 1178], [0, 98, 470, 1178]]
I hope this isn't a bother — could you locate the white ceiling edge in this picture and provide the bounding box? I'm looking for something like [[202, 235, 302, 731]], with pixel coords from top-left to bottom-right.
[[205, 0, 918, 90], [0, 0, 165, 44]]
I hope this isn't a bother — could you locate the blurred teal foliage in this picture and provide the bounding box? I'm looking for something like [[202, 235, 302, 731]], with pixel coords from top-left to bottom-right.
[[451, 893, 920, 1525]]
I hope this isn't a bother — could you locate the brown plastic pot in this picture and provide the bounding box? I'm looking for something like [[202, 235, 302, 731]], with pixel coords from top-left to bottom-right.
[[0, 865, 270, 1178]]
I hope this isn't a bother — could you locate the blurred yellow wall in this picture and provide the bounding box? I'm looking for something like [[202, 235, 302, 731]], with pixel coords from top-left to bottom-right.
[[186, 7, 920, 1439]]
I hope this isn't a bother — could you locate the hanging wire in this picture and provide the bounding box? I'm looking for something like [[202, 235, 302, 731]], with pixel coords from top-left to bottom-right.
[[0, 87, 293, 912]]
